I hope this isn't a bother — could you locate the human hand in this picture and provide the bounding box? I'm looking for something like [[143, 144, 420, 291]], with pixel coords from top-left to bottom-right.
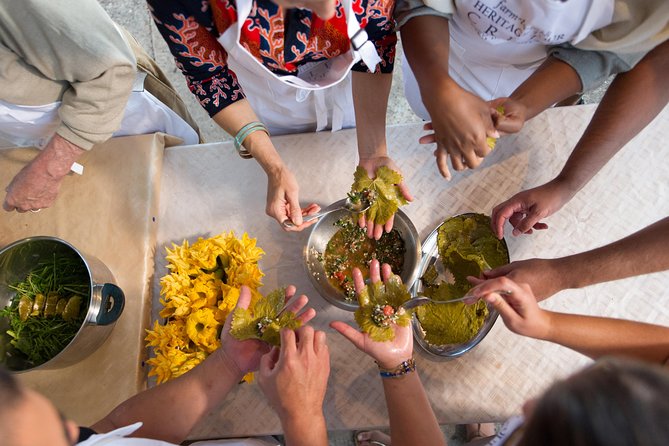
[[465, 276, 551, 340], [357, 156, 413, 240], [270, 0, 336, 19], [330, 259, 413, 368], [419, 82, 498, 179], [477, 258, 566, 302], [488, 97, 528, 135], [3, 134, 84, 212], [265, 165, 321, 231], [257, 326, 330, 421], [491, 179, 576, 239], [220, 285, 316, 375]]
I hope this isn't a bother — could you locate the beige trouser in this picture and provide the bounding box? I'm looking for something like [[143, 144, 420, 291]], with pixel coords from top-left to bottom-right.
[[119, 27, 204, 144]]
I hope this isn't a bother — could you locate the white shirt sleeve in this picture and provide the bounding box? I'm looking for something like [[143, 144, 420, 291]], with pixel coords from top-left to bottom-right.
[[77, 423, 279, 446]]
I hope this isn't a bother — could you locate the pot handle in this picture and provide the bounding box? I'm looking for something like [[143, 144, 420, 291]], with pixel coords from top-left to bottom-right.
[[95, 283, 125, 326]]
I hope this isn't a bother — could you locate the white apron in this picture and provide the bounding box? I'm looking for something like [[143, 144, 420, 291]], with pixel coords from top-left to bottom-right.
[[403, 0, 615, 120], [114, 73, 200, 144], [216, 0, 381, 135], [0, 100, 61, 149], [76, 423, 276, 446], [0, 72, 199, 151]]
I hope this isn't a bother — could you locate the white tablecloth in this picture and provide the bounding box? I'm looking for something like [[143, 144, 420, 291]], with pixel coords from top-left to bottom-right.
[[154, 104, 669, 438]]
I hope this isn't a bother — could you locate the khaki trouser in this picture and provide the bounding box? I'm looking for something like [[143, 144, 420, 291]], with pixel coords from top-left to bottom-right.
[[119, 27, 204, 144]]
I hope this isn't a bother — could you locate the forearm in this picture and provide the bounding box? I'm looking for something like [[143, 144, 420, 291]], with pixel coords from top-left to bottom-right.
[[353, 71, 392, 159], [401, 15, 450, 85], [213, 100, 285, 175], [551, 217, 669, 291], [281, 412, 328, 446], [542, 311, 669, 364], [93, 349, 243, 443], [556, 40, 669, 193], [382, 372, 447, 446], [508, 57, 582, 120], [148, 0, 243, 120], [35, 135, 85, 178], [401, 16, 456, 108]]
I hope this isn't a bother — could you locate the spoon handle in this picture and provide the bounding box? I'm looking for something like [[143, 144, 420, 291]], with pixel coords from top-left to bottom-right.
[[461, 288, 512, 301], [281, 209, 333, 228], [403, 289, 512, 310], [281, 198, 373, 228], [403, 295, 470, 310]]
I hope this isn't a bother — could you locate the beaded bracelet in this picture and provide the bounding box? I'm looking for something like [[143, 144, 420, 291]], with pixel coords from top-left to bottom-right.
[[377, 357, 416, 379], [233, 121, 270, 159]]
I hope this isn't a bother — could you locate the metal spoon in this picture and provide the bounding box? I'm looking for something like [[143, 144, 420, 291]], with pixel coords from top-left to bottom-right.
[[282, 195, 372, 228], [401, 289, 512, 311]]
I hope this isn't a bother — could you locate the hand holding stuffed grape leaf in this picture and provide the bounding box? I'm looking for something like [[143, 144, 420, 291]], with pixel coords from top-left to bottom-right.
[[231, 287, 302, 346], [486, 105, 506, 150], [354, 272, 413, 342], [330, 260, 414, 368], [350, 165, 409, 226], [222, 286, 315, 376]]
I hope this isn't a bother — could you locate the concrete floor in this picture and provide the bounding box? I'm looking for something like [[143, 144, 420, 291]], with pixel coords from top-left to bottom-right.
[[97, 2, 607, 444]]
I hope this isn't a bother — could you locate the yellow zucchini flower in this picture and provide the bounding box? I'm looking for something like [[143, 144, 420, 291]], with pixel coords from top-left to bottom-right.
[[186, 308, 221, 353]]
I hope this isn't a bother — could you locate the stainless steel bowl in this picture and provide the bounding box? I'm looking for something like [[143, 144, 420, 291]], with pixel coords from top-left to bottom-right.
[[409, 214, 509, 358], [304, 200, 421, 311]]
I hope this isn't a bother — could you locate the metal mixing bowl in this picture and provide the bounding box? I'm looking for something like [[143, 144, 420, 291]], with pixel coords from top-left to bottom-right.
[[304, 200, 421, 311], [409, 213, 509, 358]]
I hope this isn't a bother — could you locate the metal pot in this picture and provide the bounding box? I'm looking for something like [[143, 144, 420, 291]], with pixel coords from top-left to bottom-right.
[[0, 236, 125, 372]]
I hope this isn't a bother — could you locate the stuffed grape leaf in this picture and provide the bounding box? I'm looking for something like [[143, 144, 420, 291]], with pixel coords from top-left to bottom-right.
[[350, 166, 408, 225], [354, 274, 412, 342], [230, 288, 301, 346]]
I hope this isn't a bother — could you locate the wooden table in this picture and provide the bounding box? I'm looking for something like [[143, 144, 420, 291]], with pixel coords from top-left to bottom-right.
[[154, 104, 669, 438]]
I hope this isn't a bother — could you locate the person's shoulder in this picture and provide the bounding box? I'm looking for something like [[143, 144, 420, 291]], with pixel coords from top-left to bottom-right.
[[394, 0, 453, 28], [396, 0, 450, 12]]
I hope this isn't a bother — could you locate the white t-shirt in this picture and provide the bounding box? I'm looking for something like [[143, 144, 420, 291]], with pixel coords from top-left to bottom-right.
[[402, 0, 616, 119], [450, 0, 614, 66]]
